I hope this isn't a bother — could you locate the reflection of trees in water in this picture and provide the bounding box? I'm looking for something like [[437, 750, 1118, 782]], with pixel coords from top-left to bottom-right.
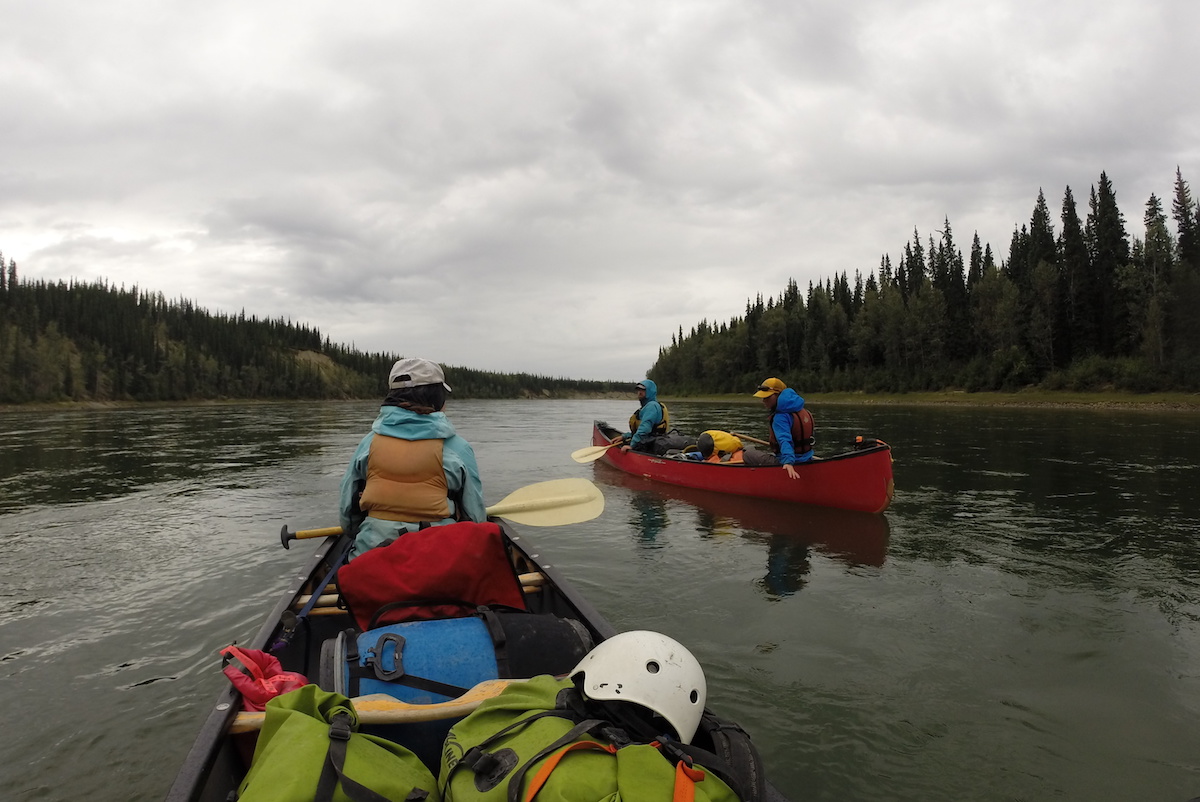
[[0, 404, 332, 513]]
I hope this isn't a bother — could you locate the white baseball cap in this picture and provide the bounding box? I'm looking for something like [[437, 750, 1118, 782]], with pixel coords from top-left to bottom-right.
[[388, 357, 452, 392]]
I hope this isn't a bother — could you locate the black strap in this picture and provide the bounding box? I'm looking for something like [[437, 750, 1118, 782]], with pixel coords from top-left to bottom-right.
[[384, 672, 471, 699], [345, 631, 471, 699], [676, 713, 766, 802], [315, 712, 428, 802], [504, 719, 607, 802], [478, 608, 510, 678], [444, 708, 581, 791]]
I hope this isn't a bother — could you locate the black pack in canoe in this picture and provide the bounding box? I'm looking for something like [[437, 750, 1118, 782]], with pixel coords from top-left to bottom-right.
[[166, 520, 790, 802]]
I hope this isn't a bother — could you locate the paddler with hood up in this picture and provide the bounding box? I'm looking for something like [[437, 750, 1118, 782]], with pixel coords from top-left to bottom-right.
[[617, 379, 671, 454], [749, 377, 815, 479]]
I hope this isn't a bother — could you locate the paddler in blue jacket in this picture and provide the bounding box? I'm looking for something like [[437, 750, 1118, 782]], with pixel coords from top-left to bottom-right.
[[339, 357, 487, 558], [751, 376, 815, 479], [618, 379, 670, 453]]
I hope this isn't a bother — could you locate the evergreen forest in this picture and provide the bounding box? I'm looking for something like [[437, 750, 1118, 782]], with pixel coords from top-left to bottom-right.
[[4, 168, 1199, 405], [0, 269, 625, 404], [649, 169, 1200, 394]]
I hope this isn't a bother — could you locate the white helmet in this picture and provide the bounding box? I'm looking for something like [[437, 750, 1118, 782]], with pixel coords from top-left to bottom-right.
[[569, 630, 707, 744]]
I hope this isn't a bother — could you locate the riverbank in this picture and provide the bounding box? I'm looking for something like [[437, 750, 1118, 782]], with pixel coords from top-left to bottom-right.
[[667, 389, 1200, 411], [4, 389, 1200, 413]]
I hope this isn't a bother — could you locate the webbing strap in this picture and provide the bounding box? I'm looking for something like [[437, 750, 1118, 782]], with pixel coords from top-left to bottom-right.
[[673, 760, 705, 802], [504, 719, 605, 802], [315, 712, 428, 802], [523, 740, 617, 801], [518, 739, 705, 802], [345, 632, 471, 699], [222, 646, 266, 683]]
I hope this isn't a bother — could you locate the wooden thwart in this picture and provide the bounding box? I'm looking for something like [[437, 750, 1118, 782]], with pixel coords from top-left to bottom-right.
[[291, 573, 546, 611]]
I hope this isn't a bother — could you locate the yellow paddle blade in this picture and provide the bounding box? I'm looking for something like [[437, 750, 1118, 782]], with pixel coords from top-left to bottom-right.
[[485, 477, 604, 526], [285, 478, 606, 542], [570, 441, 623, 463]]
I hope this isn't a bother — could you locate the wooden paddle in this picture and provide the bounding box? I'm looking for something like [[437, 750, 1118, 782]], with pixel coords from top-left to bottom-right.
[[731, 432, 771, 446], [229, 678, 522, 733], [570, 438, 625, 464], [280, 477, 606, 547]]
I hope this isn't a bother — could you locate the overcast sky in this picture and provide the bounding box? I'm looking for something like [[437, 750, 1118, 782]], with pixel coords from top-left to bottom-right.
[[3, 1, 1197, 380]]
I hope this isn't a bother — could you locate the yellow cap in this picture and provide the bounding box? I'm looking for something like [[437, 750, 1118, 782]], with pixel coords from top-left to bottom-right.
[[753, 377, 786, 398]]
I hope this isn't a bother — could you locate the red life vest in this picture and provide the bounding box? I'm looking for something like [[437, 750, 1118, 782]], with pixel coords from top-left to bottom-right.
[[768, 408, 814, 455]]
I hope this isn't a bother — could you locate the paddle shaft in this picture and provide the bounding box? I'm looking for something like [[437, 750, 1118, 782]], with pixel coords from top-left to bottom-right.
[[570, 438, 626, 464], [281, 479, 602, 545], [285, 494, 594, 543], [732, 431, 771, 446], [229, 679, 519, 733]]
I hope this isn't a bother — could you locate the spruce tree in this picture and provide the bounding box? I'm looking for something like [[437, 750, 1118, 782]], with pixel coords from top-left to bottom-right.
[[1085, 172, 1131, 356], [1173, 167, 1199, 269], [1028, 189, 1057, 276], [1058, 185, 1091, 359], [968, 233, 984, 289]]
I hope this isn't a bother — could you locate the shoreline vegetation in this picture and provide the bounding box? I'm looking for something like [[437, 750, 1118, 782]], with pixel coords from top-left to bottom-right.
[[668, 389, 1200, 411], [4, 389, 1199, 414], [6, 166, 1200, 412]]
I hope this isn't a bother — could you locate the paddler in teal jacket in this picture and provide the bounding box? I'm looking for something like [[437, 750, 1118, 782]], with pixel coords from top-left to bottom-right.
[[339, 357, 487, 558], [619, 379, 670, 453]]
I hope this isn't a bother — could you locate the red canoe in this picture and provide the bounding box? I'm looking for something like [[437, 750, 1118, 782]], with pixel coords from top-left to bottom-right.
[[591, 420, 895, 514]]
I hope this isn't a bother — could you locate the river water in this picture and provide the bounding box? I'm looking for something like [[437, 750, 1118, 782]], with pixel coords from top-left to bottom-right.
[[1, 399, 1198, 801]]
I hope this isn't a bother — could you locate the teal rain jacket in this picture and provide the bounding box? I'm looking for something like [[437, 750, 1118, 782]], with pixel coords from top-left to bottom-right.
[[338, 405, 486, 558], [623, 379, 665, 449]]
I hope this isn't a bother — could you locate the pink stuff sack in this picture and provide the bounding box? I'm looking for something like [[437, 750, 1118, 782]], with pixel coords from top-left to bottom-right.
[[220, 645, 309, 712]]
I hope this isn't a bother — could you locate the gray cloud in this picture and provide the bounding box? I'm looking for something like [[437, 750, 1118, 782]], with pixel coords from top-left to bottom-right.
[[3, 0, 1197, 380]]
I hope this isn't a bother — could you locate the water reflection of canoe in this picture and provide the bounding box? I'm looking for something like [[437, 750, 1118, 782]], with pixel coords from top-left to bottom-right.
[[592, 420, 895, 514], [594, 461, 890, 568]]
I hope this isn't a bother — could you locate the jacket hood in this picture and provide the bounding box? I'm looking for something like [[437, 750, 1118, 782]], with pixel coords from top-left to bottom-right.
[[774, 388, 805, 413], [638, 379, 659, 403], [372, 404, 457, 440]]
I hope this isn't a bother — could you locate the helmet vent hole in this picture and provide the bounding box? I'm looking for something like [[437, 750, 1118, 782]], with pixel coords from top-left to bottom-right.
[[645, 660, 660, 674], [690, 690, 699, 703]]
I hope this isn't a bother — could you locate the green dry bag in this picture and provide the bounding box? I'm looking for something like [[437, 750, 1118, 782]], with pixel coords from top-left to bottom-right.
[[237, 684, 441, 802], [440, 675, 740, 802]]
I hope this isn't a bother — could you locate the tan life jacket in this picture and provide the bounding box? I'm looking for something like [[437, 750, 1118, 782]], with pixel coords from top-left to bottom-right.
[[357, 436, 450, 522], [628, 402, 671, 438]]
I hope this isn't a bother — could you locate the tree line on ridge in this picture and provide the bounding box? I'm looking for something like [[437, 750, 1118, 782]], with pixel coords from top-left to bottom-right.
[[649, 169, 1200, 394], [0, 269, 625, 403], [4, 167, 1198, 404]]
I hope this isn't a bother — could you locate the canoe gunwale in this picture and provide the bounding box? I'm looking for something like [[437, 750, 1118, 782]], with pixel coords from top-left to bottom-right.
[[166, 521, 791, 802], [166, 536, 340, 802], [165, 525, 622, 802]]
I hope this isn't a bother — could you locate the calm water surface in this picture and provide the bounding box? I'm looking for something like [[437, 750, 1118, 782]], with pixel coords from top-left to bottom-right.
[[1, 399, 1199, 801]]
